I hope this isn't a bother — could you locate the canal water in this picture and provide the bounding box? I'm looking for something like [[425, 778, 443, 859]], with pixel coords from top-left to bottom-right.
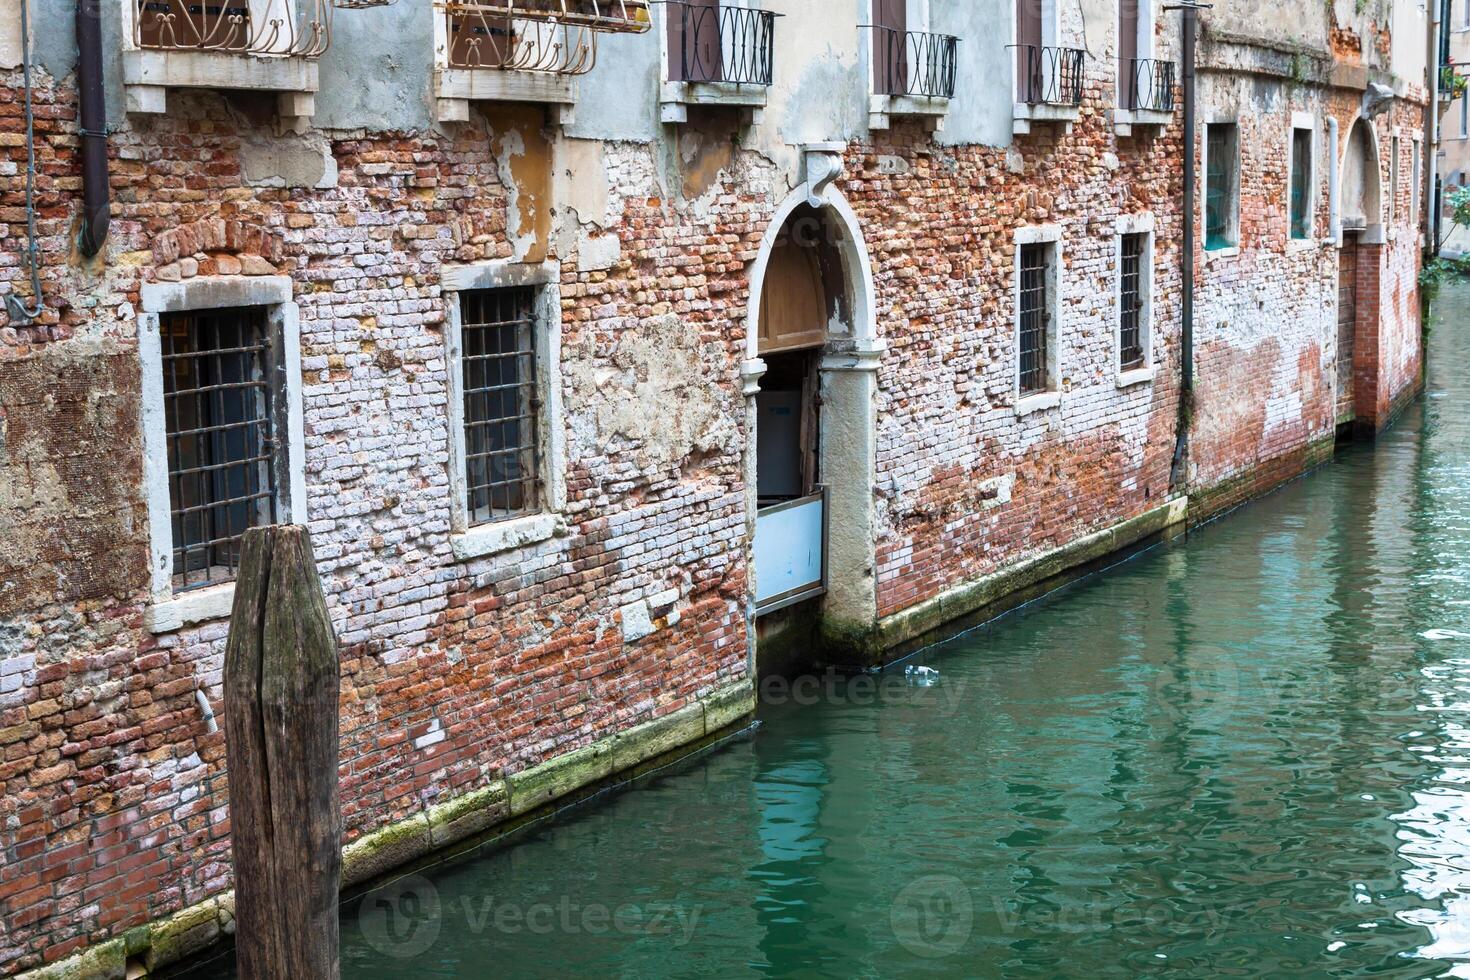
[[206, 288, 1469, 978]]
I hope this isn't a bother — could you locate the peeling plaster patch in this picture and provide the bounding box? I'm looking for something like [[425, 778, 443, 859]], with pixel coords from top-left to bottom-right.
[[620, 600, 654, 643], [563, 313, 739, 475], [877, 155, 911, 176], [486, 105, 553, 264], [679, 130, 736, 202], [979, 474, 1015, 509], [1006, 148, 1025, 174], [556, 138, 611, 227], [576, 230, 621, 273], [240, 134, 338, 189]]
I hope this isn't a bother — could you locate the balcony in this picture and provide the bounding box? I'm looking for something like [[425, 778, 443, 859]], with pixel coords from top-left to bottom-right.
[[435, 0, 651, 123], [1010, 44, 1084, 135], [659, 2, 778, 125], [1114, 57, 1176, 137], [122, 0, 353, 119], [867, 26, 959, 133]]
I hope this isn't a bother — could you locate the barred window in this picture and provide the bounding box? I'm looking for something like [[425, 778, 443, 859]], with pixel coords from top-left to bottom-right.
[[461, 288, 539, 526], [1119, 232, 1146, 369], [162, 307, 280, 591], [1289, 127, 1312, 240], [1205, 123, 1238, 250], [1018, 242, 1051, 396]]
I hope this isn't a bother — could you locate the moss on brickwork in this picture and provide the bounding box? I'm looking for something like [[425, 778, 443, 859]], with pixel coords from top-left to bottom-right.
[[425, 783, 510, 847], [143, 900, 221, 972], [873, 499, 1189, 659], [341, 815, 434, 888], [17, 939, 125, 980], [1187, 437, 1336, 527]]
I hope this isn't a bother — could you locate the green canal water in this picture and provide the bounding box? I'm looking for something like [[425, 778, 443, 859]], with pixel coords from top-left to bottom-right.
[[203, 289, 1470, 978]]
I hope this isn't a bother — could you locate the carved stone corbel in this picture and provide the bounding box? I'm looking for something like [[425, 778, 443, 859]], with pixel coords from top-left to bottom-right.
[[801, 142, 846, 209]]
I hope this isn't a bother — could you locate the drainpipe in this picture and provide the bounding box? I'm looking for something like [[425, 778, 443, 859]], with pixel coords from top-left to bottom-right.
[[1167, 2, 1204, 492], [1427, 0, 1444, 257], [75, 0, 110, 258]]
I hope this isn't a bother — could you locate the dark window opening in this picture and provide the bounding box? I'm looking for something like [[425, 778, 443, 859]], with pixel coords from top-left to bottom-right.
[[461, 288, 540, 526], [1119, 232, 1146, 370], [1206, 123, 1238, 250], [162, 306, 279, 591], [1290, 127, 1313, 240], [1018, 242, 1051, 396], [756, 351, 819, 508]]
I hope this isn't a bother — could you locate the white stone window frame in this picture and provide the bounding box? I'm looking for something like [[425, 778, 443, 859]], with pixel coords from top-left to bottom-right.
[[443, 259, 567, 563], [1013, 224, 1064, 416], [1390, 130, 1402, 230], [1286, 111, 1319, 252], [138, 276, 306, 633], [1202, 116, 1241, 260], [1412, 135, 1423, 233], [1114, 212, 1156, 388]]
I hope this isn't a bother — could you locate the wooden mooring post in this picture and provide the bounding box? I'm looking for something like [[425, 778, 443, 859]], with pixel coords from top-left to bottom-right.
[[224, 525, 342, 980]]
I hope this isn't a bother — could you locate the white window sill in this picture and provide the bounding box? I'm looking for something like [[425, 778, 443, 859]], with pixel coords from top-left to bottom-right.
[[146, 582, 235, 634], [1015, 391, 1061, 416], [452, 512, 564, 562], [659, 81, 767, 123], [870, 94, 950, 132], [434, 68, 577, 125], [122, 49, 318, 117], [1013, 101, 1081, 135], [1286, 236, 1319, 253], [1117, 366, 1156, 389], [1204, 245, 1240, 261]]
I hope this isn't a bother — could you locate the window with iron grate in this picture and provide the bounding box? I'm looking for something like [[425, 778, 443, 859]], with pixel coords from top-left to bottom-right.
[[460, 287, 540, 526], [1018, 242, 1052, 396], [161, 307, 281, 591], [1119, 233, 1146, 370]]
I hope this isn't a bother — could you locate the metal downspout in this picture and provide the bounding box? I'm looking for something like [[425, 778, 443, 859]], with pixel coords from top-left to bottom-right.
[[75, 0, 110, 258]]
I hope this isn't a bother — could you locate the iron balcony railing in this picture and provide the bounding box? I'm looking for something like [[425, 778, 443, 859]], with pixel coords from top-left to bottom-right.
[[1011, 44, 1084, 106], [442, 0, 650, 74], [134, 0, 333, 57], [869, 26, 959, 99], [666, 1, 777, 86], [1125, 57, 1175, 112]]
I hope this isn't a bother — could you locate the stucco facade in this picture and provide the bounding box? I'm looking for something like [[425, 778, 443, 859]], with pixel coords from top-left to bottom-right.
[[0, 0, 1430, 974]]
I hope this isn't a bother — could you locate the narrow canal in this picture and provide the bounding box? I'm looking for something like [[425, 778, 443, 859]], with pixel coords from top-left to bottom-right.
[[215, 287, 1468, 977]]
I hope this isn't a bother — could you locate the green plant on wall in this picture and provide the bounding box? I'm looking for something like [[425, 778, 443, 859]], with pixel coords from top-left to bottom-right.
[[1443, 66, 1469, 102]]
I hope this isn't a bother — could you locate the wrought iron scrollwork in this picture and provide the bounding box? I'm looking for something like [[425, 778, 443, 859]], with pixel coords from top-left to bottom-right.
[[1010, 44, 1084, 107], [134, 0, 332, 57], [870, 26, 958, 99], [1126, 57, 1175, 112], [438, 0, 651, 75]]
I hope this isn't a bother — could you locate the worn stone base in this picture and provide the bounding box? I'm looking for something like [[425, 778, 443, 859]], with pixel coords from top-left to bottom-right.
[[819, 498, 1191, 669], [1187, 436, 1337, 528], [19, 679, 756, 980]]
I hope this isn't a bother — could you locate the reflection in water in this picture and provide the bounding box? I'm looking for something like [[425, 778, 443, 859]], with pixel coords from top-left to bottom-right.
[[188, 288, 1470, 978]]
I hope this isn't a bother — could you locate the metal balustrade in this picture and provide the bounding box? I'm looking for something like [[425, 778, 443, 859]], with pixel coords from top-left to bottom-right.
[[134, 0, 333, 58], [440, 0, 650, 74], [1125, 57, 1175, 112], [667, 1, 776, 86], [1011, 44, 1084, 106], [870, 26, 958, 99]]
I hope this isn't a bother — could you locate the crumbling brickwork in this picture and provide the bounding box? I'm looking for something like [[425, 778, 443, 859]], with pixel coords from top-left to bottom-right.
[[0, 1, 1429, 974]]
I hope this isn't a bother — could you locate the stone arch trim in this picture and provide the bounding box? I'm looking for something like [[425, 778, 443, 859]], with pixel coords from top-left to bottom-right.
[[1340, 112, 1385, 243], [743, 183, 878, 364]]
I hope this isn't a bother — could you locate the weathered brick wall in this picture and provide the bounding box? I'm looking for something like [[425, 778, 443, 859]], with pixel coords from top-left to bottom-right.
[[0, 16, 1430, 980], [0, 75, 759, 973], [856, 110, 1185, 620]]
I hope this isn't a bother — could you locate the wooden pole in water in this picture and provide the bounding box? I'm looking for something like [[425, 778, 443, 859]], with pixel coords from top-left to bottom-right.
[[224, 525, 342, 980]]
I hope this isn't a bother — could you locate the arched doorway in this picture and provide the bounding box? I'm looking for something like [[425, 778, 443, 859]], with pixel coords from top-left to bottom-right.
[[1337, 117, 1385, 431], [743, 165, 882, 672]]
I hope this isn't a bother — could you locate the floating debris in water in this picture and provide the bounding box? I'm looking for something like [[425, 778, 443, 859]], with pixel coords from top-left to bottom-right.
[[1420, 629, 1470, 640], [904, 665, 940, 686], [1327, 941, 1346, 952]]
